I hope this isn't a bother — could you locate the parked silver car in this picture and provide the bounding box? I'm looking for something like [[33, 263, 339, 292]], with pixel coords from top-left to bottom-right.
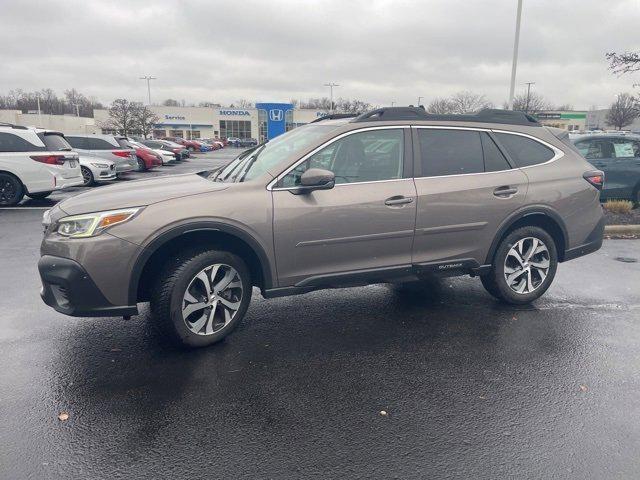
[[65, 134, 136, 174], [39, 108, 604, 348]]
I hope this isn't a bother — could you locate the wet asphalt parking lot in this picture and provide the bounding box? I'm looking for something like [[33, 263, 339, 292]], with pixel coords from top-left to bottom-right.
[[1, 148, 639, 479]]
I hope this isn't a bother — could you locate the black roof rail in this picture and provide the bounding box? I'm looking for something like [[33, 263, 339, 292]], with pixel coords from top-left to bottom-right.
[[311, 113, 359, 123], [351, 107, 540, 126], [0, 122, 28, 130]]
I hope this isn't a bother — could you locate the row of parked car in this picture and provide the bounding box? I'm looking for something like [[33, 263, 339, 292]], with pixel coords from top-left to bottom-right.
[[0, 124, 228, 206]]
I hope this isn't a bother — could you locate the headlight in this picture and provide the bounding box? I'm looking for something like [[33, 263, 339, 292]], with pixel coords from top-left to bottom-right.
[[56, 207, 143, 238], [91, 163, 109, 168]]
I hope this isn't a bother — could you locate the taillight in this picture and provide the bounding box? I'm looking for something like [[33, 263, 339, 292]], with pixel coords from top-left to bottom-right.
[[583, 170, 604, 191], [30, 155, 65, 165], [112, 150, 131, 158]]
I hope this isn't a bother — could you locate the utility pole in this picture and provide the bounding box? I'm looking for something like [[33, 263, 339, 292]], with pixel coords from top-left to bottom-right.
[[391, 101, 396, 107], [524, 82, 535, 113], [36, 93, 42, 125], [508, 0, 523, 110], [73, 103, 81, 117], [417, 96, 423, 106], [139, 76, 156, 105], [324, 82, 339, 113]]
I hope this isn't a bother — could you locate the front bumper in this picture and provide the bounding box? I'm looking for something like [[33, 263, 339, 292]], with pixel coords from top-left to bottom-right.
[[38, 255, 138, 317], [115, 160, 136, 173]]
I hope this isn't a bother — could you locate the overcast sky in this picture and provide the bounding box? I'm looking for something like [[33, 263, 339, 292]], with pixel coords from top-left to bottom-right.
[[1, 0, 639, 109]]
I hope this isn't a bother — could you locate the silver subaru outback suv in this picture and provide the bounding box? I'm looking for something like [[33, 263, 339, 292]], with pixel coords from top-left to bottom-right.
[[39, 108, 605, 348]]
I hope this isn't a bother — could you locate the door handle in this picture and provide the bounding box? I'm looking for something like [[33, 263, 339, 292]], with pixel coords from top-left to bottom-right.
[[493, 186, 518, 197], [385, 196, 414, 206]]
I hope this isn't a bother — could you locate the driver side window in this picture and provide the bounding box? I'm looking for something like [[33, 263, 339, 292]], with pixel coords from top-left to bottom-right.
[[279, 129, 404, 188]]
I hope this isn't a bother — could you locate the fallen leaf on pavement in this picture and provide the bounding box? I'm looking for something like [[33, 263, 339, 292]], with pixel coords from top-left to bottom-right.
[[58, 412, 69, 421]]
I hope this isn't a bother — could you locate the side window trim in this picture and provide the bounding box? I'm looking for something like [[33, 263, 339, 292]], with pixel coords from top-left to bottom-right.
[[267, 126, 412, 191]]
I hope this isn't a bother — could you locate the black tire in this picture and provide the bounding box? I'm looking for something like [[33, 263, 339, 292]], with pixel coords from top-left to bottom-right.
[[136, 157, 147, 172], [481, 226, 558, 305], [188, 146, 195, 152], [150, 248, 252, 348], [27, 191, 52, 200], [81, 166, 94, 187], [0, 173, 24, 206]]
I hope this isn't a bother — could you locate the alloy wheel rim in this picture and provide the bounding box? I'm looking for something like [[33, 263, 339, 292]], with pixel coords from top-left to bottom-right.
[[181, 263, 243, 335], [0, 179, 16, 203], [81, 168, 92, 185], [503, 237, 550, 294]]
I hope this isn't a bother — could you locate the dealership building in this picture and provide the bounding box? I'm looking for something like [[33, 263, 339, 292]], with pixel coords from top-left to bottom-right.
[[94, 103, 329, 142]]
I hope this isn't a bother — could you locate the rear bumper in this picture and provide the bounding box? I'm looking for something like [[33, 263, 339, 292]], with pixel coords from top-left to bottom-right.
[[563, 216, 605, 262], [38, 255, 137, 317], [53, 175, 84, 190]]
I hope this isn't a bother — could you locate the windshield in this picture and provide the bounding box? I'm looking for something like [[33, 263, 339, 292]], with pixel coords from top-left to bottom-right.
[[210, 124, 339, 183]]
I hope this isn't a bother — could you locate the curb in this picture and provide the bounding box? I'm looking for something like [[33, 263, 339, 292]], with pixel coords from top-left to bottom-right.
[[604, 225, 640, 234]]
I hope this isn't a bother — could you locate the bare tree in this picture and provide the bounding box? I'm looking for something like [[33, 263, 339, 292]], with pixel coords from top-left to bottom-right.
[[606, 51, 640, 75], [606, 93, 638, 130], [448, 91, 493, 114], [102, 98, 138, 135], [427, 97, 455, 114], [510, 92, 551, 114], [232, 99, 254, 108], [133, 104, 159, 138], [555, 103, 574, 111], [162, 99, 180, 107]]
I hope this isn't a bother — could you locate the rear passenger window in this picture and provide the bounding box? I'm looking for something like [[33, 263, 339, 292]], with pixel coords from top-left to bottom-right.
[[417, 129, 484, 176], [86, 138, 118, 150], [480, 133, 511, 172], [0, 132, 43, 152], [494, 132, 554, 167], [65, 136, 87, 149], [37, 133, 72, 151]]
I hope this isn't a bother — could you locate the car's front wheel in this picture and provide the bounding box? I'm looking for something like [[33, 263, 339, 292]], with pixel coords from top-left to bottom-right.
[[151, 249, 252, 348], [81, 166, 94, 186], [0, 173, 24, 206], [481, 226, 558, 305], [136, 157, 147, 172]]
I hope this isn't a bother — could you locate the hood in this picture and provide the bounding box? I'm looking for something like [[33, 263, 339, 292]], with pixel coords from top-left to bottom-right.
[[58, 172, 228, 215]]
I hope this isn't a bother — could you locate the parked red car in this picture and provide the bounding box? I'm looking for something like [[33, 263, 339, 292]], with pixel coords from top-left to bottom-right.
[[134, 145, 163, 170], [163, 137, 202, 152], [115, 136, 162, 171]]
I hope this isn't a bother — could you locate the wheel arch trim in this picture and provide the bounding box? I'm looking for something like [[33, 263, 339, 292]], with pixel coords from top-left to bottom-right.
[[127, 221, 275, 305], [485, 206, 569, 265]]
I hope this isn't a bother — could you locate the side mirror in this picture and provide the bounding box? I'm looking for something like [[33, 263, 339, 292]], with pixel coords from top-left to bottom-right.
[[291, 168, 335, 195]]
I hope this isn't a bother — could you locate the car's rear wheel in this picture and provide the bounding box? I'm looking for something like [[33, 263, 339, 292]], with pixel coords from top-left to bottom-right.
[[0, 173, 24, 206], [481, 226, 558, 305], [27, 191, 52, 200], [150, 248, 252, 348], [81, 166, 94, 187]]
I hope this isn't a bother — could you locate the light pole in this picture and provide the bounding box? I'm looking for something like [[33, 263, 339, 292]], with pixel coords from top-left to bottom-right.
[[324, 82, 339, 113], [417, 96, 423, 106], [508, 0, 523, 110], [140, 76, 156, 105], [524, 81, 535, 113], [35, 93, 42, 125], [73, 103, 81, 117], [391, 101, 396, 107]]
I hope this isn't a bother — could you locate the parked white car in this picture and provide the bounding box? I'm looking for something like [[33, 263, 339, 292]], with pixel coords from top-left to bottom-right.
[[0, 124, 82, 206], [65, 134, 137, 174], [78, 155, 117, 186]]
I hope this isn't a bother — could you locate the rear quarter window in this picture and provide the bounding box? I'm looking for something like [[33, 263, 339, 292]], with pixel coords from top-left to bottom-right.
[[494, 132, 555, 167], [65, 136, 87, 149]]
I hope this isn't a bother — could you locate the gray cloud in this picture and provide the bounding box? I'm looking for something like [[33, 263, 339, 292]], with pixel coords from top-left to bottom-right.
[[1, 0, 639, 108]]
